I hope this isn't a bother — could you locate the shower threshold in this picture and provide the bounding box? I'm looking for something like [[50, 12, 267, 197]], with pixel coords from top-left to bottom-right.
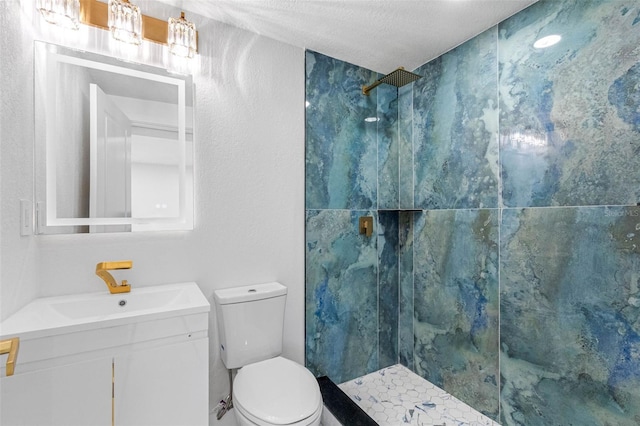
[[338, 364, 499, 426]]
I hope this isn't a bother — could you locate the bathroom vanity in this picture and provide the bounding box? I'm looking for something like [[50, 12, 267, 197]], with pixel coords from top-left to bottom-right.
[[0, 282, 209, 426]]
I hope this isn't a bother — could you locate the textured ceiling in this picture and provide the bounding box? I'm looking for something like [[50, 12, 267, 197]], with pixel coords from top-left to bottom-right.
[[157, 0, 537, 73]]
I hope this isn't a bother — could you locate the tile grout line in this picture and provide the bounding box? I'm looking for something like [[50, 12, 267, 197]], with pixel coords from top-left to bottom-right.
[[496, 23, 502, 423]]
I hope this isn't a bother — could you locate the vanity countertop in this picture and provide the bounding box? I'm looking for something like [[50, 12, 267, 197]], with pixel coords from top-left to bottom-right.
[[0, 282, 210, 341]]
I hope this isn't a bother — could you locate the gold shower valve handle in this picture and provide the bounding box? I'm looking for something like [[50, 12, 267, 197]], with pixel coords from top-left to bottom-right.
[[0, 337, 20, 377], [96, 260, 132, 294], [359, 216, 373, 237]]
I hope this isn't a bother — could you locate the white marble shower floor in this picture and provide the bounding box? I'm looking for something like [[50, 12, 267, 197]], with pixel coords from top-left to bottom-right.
[[339, 364, 500, 426]]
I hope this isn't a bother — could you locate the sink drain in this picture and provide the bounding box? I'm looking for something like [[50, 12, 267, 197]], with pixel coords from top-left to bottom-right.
[[119, 300, 127, 307]]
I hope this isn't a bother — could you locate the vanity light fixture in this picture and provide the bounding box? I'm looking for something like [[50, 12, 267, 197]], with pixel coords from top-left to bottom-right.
[[37, 0, 81, 29], [37, 0, 198, 55], [168, 12, 197, 58], [108, 0, 142, 45]]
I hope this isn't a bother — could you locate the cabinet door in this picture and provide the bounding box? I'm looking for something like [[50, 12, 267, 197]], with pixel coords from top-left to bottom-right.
[[0, 357, 112, 426], [114, 337, 208, 426]]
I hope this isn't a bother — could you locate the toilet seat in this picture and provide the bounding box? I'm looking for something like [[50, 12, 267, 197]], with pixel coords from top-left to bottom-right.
[[233, 356, 322, 425]]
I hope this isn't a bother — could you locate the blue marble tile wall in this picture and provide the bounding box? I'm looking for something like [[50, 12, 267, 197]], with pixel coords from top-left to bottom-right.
[[306, 0, 640, 423], [398, 211, 414, 370], [496, 1, 640, 424], [413, 209, 500, 418], [402, 23, 503, 420], [378, 211, 400, 368], [305, 51, 378, 210], [398, 84, 414, 209], [402, 0, 640, 424], [499, 0, 640, 208], [378, 84, 400, 210], [500, 206, 640, 425], [412, 27, 499, 210], [305, 209, 379, 384], [305, 51, 400, 383]]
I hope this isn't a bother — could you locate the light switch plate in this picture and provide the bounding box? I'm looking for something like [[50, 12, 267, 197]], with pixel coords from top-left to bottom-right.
[[20, 199, 33, 236]]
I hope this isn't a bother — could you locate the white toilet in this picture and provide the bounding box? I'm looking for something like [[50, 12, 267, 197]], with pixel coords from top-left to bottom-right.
[[213, 282, 323, 426]]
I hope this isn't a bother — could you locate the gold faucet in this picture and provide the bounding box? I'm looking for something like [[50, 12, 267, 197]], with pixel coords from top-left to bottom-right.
[[96, 261, 132, 294]]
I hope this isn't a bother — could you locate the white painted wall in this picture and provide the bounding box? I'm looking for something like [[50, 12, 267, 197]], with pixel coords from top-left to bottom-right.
[[0, 0, 305, 404]]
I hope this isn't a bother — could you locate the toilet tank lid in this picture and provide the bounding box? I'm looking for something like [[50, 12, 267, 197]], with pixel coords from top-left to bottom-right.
[[214, 282, 287, 305]]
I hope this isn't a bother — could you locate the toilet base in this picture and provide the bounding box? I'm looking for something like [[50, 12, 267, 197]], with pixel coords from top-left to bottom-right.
[[234, 403, 322, 426]]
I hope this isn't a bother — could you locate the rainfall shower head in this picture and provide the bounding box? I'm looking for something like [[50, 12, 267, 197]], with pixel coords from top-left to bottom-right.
[[362, 67, 422, 96]]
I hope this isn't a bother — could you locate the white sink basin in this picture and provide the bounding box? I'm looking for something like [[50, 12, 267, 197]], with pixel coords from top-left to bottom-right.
[[0, 282, 209, 340], [49, 285, 195, 320]]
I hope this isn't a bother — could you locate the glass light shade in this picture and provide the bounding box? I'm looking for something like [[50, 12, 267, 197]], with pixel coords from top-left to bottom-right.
[[108, 0, 142, 45], [37, 0, 80, 30], [168, 12, 197, 58]]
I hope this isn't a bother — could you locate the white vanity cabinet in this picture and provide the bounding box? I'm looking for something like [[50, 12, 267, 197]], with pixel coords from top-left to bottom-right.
[[0, 282, 210, 426], [114, 337, 209, 426], [1, 357, 112, 425]]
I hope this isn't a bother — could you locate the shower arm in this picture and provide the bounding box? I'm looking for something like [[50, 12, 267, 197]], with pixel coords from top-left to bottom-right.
[[362, 79, 384, 96]]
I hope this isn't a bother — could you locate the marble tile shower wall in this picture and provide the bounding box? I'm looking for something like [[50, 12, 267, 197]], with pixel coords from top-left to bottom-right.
[[495, 1, 640, 424], [401, 0, 640, 424], [305, 209, 380, 382], [305, 51, 401, 383], [306, 0, 640, 424], [410, 209, 500, 418], [412, 28, 499, 210], [306, 50, 378, 210], [499, 206, 640, 425]]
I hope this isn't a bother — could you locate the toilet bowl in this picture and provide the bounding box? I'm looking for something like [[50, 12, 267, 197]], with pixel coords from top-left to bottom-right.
[[232, 357, 322, 426]]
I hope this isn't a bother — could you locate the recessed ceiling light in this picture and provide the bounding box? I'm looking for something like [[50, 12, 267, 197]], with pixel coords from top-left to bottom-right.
[[533, 34, 561, 49]]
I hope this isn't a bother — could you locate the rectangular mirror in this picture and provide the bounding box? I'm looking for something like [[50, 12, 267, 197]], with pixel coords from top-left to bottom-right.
[[34, 41, 194, 234]]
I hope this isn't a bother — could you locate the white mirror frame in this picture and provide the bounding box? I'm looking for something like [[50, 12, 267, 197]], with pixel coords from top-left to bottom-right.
[[34, 42, 194, 233]]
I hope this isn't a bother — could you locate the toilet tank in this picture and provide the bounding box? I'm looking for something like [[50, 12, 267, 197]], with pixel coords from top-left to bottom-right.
[[213, 282, 287, 369]]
